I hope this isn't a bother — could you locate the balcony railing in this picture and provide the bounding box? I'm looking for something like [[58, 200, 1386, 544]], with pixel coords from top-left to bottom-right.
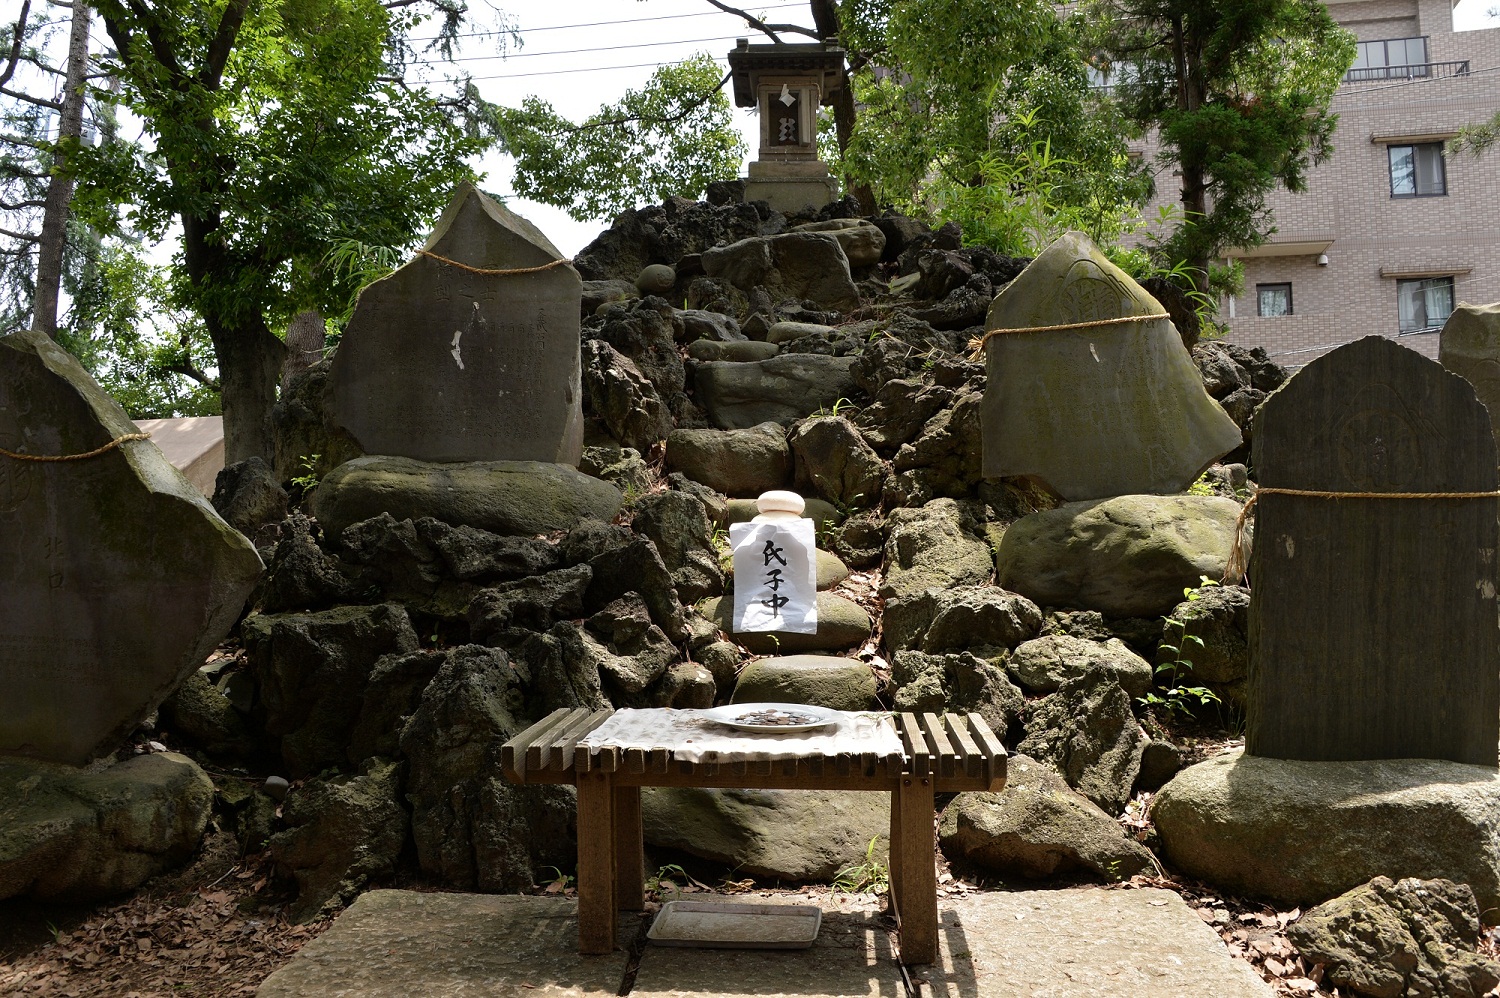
[[1345, 60, 1470, 83]]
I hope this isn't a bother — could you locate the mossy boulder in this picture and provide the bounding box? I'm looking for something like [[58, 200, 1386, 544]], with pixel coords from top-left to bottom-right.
[[310, 455, 622, 539], [0, 753, 214, 901]]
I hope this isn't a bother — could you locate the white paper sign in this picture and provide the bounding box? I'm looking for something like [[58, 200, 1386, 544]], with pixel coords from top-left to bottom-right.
[[729, 519, 818, 634]]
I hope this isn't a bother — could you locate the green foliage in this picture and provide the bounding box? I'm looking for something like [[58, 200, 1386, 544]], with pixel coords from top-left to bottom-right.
[[66, 0, 499, 459], [1186, 475, 1216, 498], [1454, 111, 1500, 157], [535, 865, 574, 893], [925, 108, 1147, 257], [1141, 620, 1220, 719], [839, 2, 1149, 250], [290, 454, 322, 493], [1085, 0, 1356, 286], [1140, 578, 1222, 719], [832, 837, 889, 895], [646, 863, 690, 897], [499, 55, 746, 222], [57, 242, 222, 418], [808, 397, 857, 419], [79, 0, 486, 326]]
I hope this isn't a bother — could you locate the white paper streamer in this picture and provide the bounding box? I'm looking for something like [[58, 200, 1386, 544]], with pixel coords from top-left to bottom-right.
[[729, 519, 818, 634]]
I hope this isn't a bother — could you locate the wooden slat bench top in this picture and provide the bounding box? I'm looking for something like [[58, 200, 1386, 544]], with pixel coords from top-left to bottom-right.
[[502, 708, 1006, 793]]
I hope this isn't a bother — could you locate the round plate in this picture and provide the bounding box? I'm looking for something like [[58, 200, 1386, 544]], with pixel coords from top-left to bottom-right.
[[701, 703, 839, 733]]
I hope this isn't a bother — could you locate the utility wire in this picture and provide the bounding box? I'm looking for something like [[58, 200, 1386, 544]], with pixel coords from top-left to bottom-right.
[[406, 3, 803, 41], [406, 33, 743, 64], [417, 56, 712, 81]]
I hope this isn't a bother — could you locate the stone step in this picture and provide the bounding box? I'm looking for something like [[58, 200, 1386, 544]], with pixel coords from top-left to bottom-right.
[[255, 887, 1274, 998]]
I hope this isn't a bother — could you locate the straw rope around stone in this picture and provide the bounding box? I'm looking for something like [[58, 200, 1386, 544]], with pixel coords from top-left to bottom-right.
[[0, 431, 151, 462], [417, 250, 574, 276], [1223, 485, 1500, 584], [967, 311, 1169, 357]]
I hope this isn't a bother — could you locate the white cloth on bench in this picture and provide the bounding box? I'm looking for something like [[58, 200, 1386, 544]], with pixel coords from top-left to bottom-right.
[[577, 707, 907, 764]]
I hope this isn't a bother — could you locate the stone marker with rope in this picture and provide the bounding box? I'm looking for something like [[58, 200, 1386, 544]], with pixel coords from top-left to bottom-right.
[[0, 327, 262, 764], [975, 231, 1243, 501], [327, 182, 585, 466], [1243, 334, 1499, 767]]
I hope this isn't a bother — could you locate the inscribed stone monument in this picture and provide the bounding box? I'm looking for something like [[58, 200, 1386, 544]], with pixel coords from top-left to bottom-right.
[[1438, 301, 1500, 445], [0, 328, 263, 763], [1247, 335, 1499, 766], [979, 231, 1242, 499], [330, 183, 584, 465]]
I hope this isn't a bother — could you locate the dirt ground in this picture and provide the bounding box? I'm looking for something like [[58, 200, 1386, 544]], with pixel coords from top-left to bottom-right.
[[3, 731, 1497, 997], [10, 826, 1495, 998]]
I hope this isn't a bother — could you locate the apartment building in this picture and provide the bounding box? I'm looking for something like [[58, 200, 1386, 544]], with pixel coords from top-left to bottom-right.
[[1137, 0, 1500, 366]]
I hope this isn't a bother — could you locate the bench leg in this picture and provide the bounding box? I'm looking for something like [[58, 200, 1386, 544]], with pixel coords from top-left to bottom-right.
[[888, 788, 905, 923], [895, 775, 937, 965], [576, 771, 617, 954], [614, 785, 644, 911]]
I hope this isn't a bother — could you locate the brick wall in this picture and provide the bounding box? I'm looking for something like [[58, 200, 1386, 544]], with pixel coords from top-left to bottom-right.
[[1128, 5, 1500, 368]]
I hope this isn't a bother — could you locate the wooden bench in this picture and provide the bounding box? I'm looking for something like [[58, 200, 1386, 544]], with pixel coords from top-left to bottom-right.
[[501, 708, 1007, 964]]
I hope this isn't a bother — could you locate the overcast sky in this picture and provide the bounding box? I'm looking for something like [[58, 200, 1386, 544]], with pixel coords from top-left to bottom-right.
[[443, 0, 794, 256], [443, 0, 1500, 257]]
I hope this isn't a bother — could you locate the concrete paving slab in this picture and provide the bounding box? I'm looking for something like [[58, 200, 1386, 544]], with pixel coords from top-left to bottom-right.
[[256, 890, 631, 997], [254, 887, 1273, 998], [630, 893, 901, 998], [919, 887, 1274, 998]]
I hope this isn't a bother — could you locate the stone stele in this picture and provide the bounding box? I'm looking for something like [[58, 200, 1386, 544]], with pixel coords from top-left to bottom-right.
[[979, 230, 1242, 499], [329, 182, 584, 465], [0, 328, 263, 763], [1248, 335, 1500, 766], [1439, 300, 1500, 446]]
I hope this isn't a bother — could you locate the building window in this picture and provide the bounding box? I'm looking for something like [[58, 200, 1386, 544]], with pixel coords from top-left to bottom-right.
[[1397, 276, 1455, 333], [1389, 143, 1446, 197], [1257, 283, 1293, 317], [1349, 36, 1429, 81]]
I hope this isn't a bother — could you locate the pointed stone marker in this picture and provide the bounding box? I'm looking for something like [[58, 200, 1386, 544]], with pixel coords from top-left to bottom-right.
[[1439, 301, 1500, 445], [330, 183, 584, 465], [979, 231, 1242, 499], [1248, 335, 1499, 766], [0, 329, 263, 763]]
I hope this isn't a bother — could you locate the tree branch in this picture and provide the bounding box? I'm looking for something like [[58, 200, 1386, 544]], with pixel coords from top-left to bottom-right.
[[22, 52, 66, 75], [0, 0, 28, 90], [0, 84, 61, 109], [201, 0, 250, 90], [0, 198, 47, 210], [164, 355, 216, 388], [701, 0, 819, 42], [1, 131, 50, 148], [0, 225, 41, 241], [123, 0, 184, 79]]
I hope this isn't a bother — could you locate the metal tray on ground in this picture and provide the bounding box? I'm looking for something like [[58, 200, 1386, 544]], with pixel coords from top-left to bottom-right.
[[647, 900, 822, 949]]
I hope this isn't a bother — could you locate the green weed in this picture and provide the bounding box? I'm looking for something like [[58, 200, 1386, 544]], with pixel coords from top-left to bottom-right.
[[832, 837, 889, 895]]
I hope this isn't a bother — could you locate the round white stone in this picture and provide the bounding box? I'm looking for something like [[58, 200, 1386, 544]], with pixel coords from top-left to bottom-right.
[[756, 490, 805, 515]]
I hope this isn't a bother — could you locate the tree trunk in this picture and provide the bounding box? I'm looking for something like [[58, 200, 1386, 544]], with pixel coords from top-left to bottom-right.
[[31, 0, 90, 338], [180, 209, 284, 464], [208, 311, 285, 465], [806, 0, 873, 212], [1170, 13, 1211, 296]]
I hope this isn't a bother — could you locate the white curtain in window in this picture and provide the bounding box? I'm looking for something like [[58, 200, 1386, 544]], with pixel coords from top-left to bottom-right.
[[1414, 145, 1444, 193], [1399, 277, 1455, 331]]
